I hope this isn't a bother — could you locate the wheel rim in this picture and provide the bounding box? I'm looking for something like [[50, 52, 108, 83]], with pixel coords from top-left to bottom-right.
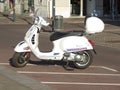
[[18, 53, 30, 64], [18, 58, 25, 64], [75, 51, 90, 66]]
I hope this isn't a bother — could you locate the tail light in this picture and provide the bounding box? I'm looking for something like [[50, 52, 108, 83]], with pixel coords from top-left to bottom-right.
[[88, 40, 95, 46]]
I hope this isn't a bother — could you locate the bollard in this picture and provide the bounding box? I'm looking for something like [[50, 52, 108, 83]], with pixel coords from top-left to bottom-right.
[[54, 15, 63, 31]]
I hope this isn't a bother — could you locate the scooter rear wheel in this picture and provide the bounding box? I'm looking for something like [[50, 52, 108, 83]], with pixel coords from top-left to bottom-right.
[[73, 50, 93, 69], [11, 52, 30, 68]]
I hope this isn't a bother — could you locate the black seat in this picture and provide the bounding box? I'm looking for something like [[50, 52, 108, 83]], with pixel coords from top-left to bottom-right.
[[50, 31, 84, 41]]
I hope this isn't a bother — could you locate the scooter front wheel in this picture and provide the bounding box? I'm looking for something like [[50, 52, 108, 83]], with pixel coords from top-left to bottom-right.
[[11, 52, 30, 68], [73, 50, 93, 69]]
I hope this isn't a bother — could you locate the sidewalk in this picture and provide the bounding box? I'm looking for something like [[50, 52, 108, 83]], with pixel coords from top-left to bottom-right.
[[0, 65, 55, 90], [0, 15, 33, 24]]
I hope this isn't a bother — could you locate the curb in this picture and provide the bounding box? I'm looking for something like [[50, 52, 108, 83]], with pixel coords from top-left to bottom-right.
[[0, 65, 55, 90]]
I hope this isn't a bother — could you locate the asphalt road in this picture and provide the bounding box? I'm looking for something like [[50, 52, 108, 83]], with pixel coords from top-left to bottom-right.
[[0, 25, 120, 90]]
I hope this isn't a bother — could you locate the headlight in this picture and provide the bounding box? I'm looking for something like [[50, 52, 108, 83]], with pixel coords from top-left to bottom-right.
[[34, 17, 39, 24]]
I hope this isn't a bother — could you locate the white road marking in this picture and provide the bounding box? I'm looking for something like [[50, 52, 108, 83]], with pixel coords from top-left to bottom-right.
[[90, 66, 118, 72], [0, 63, 34, 66], [1, 62, 119, 86], [0, 63, 118, 72], [17, 71, 120, 77], [101, 66, 118, 72], [0, 63, 9, 65], [41, 81, 120, 86]]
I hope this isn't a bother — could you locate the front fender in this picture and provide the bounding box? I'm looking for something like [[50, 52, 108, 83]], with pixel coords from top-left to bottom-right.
[[14, 41, 31, 52]]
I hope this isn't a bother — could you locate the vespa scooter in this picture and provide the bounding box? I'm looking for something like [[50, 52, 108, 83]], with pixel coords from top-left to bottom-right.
[[11, 11, 104, 69]]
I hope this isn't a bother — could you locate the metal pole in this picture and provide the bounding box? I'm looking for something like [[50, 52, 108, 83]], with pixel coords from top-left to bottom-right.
[[80, 0, 83, 17], [52, 0, 55, 17], [112, 0, 115, 20], [13, 0, 16, 22], [52, 0, 55, 32]]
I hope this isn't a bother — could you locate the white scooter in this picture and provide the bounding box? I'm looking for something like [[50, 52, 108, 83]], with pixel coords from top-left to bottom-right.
[[11, 12, 104, 69]]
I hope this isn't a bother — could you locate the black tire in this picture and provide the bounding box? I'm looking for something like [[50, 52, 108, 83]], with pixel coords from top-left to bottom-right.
[[73, 50, 93, 69], [11, 52, 30, 68]]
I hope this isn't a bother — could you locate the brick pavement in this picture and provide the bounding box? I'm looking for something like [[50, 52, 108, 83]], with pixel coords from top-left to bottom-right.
[[0, 15, 120, 90], [0, 15, 120, 50], [87, 21, 120, 50], [0, 15, 120, 51]]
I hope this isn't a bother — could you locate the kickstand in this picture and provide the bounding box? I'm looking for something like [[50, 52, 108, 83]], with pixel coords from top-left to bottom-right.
[[63, 60, 74, 71]]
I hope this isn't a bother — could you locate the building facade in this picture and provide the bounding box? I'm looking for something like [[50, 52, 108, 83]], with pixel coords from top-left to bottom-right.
[[0, 0, 120, 19], [35, 0, 120, 19]]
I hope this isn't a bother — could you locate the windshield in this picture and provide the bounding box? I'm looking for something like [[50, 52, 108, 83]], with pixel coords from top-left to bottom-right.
[[34, 7, 48, 18]]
